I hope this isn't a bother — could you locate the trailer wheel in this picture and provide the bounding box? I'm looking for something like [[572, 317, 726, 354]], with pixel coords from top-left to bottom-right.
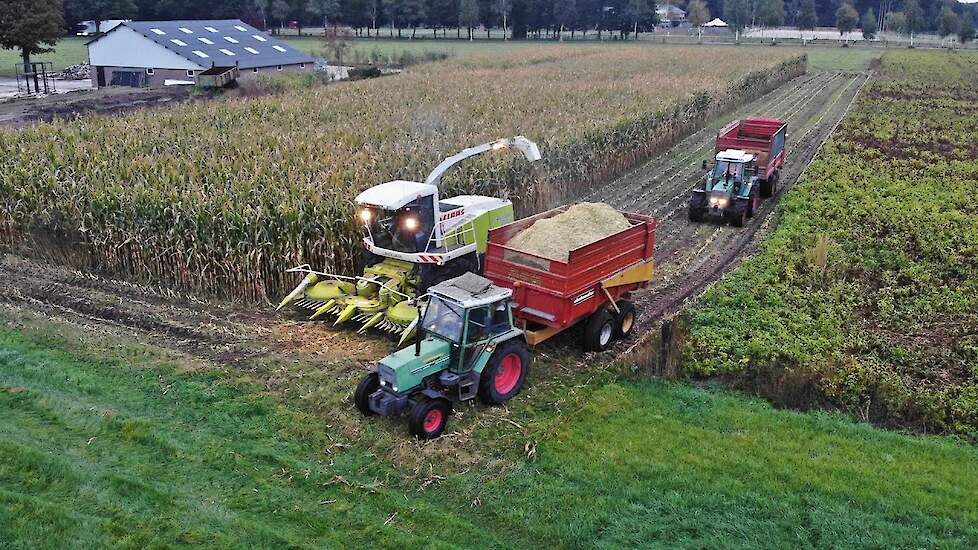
[[354, 372, 380, 416], [770, 170, 780, 196], [478, 339, 530, 404], [584, 308, 615, 352], [614, 300, 636, 339], [408, 397, 451, 440]]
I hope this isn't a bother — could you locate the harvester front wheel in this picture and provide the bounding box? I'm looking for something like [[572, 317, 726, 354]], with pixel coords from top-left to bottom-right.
[[478, 340, 530, 405], [354, 372, 380, 416], [408, 397, 451, 440], [688, 203, 704, 222], [584, 308, 615, 352], [614, 300, 636, 339]]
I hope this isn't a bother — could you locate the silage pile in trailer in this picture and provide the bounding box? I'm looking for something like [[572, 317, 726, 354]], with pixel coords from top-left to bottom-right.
[[508, 202, 630, 261]]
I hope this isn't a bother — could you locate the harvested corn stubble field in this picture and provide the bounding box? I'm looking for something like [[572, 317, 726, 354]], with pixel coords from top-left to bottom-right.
[[0, 46, 804, 302]]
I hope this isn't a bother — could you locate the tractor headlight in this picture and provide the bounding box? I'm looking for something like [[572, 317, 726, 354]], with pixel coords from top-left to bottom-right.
[[359, 209, 372, 223], [403, 216, 418, 231]]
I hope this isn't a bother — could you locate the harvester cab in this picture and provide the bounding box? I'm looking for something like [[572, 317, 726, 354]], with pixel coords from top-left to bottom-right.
[[690, 149, 760, 227], [353, 272, 530, 439], [278, 137, 542, 343]]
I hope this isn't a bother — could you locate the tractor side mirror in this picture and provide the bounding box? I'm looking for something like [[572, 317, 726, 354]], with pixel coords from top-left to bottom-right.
[[701, 160, 708, 170], [414, 328, 423, 356]]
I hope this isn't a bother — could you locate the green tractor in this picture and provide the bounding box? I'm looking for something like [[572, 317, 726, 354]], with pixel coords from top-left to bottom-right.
[[353, 272, 530, 439]]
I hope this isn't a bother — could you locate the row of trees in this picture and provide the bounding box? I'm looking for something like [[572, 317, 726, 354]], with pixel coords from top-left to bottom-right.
[[832, 0, 975, 45]]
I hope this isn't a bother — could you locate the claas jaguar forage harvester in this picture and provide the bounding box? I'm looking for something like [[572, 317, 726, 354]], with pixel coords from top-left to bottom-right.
[[276, 137, 541, 344], [689, 117, 787, 227]]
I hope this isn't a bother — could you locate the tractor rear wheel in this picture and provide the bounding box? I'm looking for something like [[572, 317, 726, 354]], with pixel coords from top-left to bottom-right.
[[354, 372, 380, 416], [584, 308, 615, 352], [614, 300, 636, 339], [408, 397, 451, 440], [478, 339, 530, 404]]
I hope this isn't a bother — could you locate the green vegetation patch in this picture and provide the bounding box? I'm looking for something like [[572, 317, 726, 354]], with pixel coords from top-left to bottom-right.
[[2, 313, 977, 548], [686, 50, 978, 435]]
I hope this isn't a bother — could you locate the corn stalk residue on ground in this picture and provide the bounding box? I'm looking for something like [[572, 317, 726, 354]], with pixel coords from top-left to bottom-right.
[[1, 47, 803, 301]]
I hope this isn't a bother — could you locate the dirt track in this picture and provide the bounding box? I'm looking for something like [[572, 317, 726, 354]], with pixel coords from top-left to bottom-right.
[[587, 70, 869, 328], [0, 70, 868, 361]]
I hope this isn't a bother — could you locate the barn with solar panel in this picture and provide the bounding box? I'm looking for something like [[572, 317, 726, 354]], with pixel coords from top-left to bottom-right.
[[86, 20, 314, 88]]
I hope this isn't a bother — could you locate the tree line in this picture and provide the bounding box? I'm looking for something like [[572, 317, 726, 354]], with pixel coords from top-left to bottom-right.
[[2, 0, 976, 73]]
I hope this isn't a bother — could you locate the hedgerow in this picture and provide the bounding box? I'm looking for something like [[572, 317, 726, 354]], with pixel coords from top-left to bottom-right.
[[686, 50, 978, 435]]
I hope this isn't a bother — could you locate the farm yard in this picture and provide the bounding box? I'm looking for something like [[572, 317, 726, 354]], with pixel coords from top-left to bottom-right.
[[2, 38, 978, 549]]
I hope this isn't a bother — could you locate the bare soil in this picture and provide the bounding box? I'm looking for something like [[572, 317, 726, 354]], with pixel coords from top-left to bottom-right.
[[0, 86, 194, 127]]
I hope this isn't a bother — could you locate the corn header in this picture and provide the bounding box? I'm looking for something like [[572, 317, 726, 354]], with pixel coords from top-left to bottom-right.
[[277, 136, 542, 343]]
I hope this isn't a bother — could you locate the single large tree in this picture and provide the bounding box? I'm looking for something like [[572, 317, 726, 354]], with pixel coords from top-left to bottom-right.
[[757, 0, 785, 36], [902, 0, 923, 46], [0, 0, 64, 77], [625, 0, 654, 39], [835, 3, 858, 41], [796, 0, 817, 38], [861, 7, 877, 39], [937, 6, 960, 44], [687, 0, 710, 40], [723, 0, 751, 41], [959, 15, 976, 45], [458, 0, 479, 39]]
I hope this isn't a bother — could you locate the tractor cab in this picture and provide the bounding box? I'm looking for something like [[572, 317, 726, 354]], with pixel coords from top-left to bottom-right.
[[356, 180, 438, 255], [704, 149, 758, 199], [354, 273, 530, 439]]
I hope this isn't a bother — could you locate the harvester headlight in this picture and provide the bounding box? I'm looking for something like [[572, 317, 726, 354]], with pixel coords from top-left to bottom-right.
[[403, 216, 419, 231], [359, 209, 372, 223]]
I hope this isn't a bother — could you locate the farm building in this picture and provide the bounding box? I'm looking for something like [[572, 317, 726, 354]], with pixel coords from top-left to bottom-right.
[[86, 20, 314, 88]]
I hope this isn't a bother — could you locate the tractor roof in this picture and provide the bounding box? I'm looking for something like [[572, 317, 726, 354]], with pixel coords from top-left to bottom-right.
[[355, 180, 437, 210], [716, 149, 755, 163], [429, 272, 512, 308]]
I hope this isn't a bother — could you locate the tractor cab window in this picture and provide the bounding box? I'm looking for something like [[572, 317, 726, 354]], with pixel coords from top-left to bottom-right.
[[465, 306, 489, 344], [711, 161, 744, 185], [490, 302, 511, 335], [361, 195, 436, 254], [423, 298, 464, 343]]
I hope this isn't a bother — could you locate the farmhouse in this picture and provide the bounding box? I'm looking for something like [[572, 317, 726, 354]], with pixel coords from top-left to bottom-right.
[[87, 19, 314, 88]]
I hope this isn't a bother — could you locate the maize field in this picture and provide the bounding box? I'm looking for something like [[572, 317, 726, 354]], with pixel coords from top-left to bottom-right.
[[0, 46, 804, 301]]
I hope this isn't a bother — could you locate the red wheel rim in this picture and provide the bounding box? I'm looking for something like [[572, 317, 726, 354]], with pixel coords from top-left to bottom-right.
[[494, 353, 523, 394], [423, 409, 443, 433]]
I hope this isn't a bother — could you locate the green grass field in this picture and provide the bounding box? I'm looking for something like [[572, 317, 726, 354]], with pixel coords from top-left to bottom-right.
[[0, 36, 877, 77], [2, 311, 976, 548]]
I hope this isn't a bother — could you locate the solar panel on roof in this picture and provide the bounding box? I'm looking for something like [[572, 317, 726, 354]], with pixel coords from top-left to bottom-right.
[[244, 47, 259, 54], [204, 26, 218, 32], [272, 45, 287, 52], [224, 36, 239, 43], [192, 50, 209, 58], [234, 25, 248, 31], [171, 39, 187, 46], [253, 35, 267, 42], [198, 37, 214, 44], [179, 27, 193, 34], [219, 49, 235, 56], [150, 28, 165, 35]]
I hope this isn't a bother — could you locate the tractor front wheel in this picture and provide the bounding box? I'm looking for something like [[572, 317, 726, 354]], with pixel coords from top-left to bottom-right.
[[584, 308, 615, 352], [408, 397, 451, 440], [614, 300, 636, 339], [354, 372, 380, 416], [479, 340, 530, 404]]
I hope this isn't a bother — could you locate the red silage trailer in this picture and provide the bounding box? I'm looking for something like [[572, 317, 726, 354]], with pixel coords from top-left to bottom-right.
[[483, 206, 656, 351], [715, 117, 787, 183]]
